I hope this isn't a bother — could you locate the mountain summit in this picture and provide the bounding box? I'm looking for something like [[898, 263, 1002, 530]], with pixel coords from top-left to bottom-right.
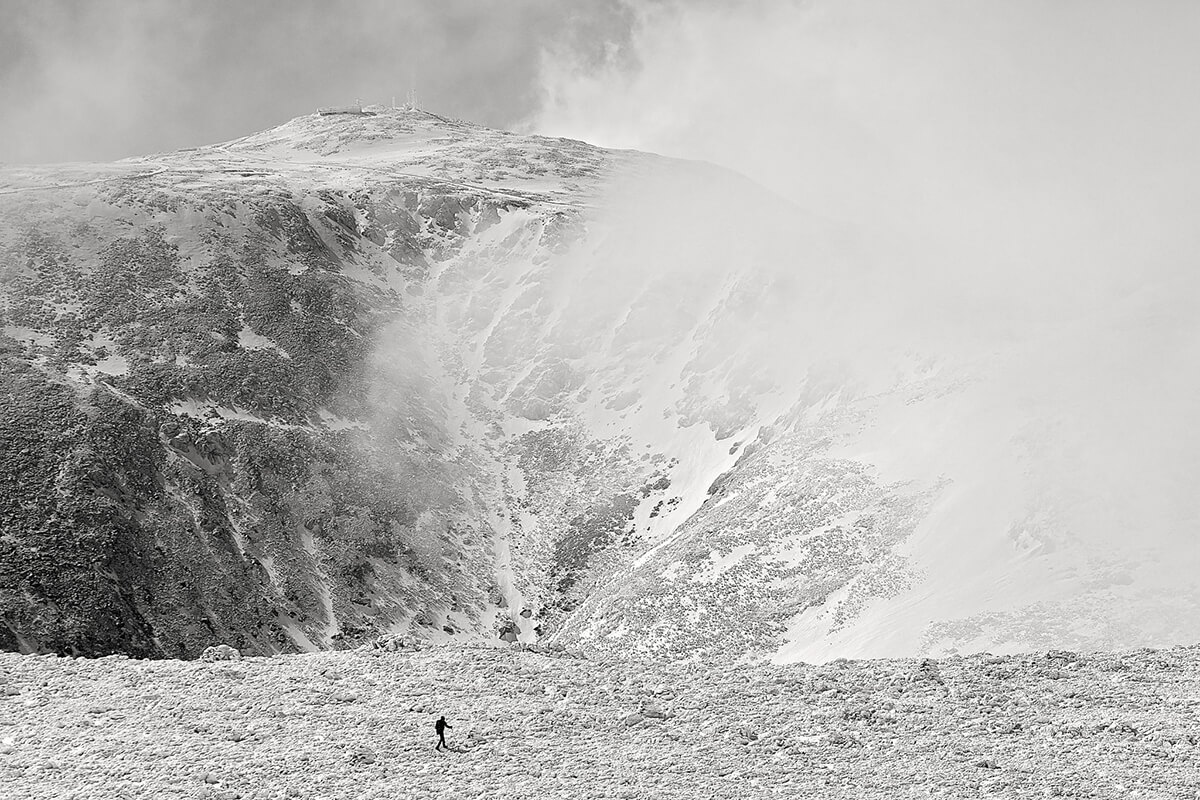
[[1, 109, 1196, 660]]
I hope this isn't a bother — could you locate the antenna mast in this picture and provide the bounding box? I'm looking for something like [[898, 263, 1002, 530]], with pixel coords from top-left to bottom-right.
[[406, 69, 418, 111]]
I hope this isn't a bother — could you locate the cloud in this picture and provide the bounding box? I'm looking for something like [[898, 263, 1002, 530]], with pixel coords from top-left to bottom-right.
[[527, 0, 1200, 586], [530, 0, 1200, 312], [0, 0, 636, 163]]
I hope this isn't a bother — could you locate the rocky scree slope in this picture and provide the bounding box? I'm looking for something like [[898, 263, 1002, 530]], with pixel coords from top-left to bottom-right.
[[1, 643, 1198, 799]]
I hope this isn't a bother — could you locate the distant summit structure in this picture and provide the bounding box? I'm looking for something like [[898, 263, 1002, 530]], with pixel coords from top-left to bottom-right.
[[320, 85, 419, 116], [317, 98, 368, 116]]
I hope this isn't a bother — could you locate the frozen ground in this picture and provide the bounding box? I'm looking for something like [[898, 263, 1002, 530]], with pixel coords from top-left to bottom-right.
[[1, 643, 1197, 799]]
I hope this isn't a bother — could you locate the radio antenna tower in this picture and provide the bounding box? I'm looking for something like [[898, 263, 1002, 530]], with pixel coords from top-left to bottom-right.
[[406, 70, 419, 111]]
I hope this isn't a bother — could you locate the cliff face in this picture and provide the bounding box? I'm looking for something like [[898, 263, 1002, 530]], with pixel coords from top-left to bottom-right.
[[3, 109, 1197, 661], [0, 109, 795, 657]]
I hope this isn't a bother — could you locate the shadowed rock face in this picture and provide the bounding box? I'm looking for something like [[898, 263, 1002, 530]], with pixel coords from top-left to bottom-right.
[[0, 191, 485, 657]]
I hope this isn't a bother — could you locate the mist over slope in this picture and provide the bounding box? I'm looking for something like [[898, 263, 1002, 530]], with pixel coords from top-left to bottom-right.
[[1, 107, 1196, 661]]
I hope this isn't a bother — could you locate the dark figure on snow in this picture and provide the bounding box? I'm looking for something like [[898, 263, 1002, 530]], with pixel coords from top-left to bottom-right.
[[435, 716, 452, 751]]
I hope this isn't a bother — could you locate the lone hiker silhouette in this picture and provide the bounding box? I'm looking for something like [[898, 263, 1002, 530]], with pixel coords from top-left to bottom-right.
[[434, 715, 452, 751]]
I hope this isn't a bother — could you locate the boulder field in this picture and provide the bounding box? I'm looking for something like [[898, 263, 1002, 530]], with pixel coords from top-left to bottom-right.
[[1, 643, 1197, 799]]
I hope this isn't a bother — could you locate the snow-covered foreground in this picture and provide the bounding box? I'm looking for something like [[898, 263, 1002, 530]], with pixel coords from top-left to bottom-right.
[[1, 645, 1198, 799]]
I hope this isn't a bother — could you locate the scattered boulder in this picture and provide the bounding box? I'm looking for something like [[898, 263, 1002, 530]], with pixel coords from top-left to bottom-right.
[[910, 658, 944, 686], [642, 704, 668, 720], [623, 713, 645, 727], [825, 731, 862, 747], [369, 634, 420, 652], [199, 645, 241, 663], [349, 747, 376, 765], [842, 705, 877, 723], [1045, 650, 1081, 665]]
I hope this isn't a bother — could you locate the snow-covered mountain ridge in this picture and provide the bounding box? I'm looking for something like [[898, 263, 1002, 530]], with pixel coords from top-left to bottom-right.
[[1, 107, 1196, 661]]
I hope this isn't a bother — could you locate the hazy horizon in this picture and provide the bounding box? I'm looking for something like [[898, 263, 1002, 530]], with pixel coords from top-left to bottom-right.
[[0, 0, 633, 164]]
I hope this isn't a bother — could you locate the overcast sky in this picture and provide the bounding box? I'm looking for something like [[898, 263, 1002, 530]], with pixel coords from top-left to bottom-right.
[[0, 0, 637, 163], [4, 0, 1199, 298]]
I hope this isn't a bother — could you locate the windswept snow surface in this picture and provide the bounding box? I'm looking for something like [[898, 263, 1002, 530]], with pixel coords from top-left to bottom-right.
[[2, 645, 1199, 799]]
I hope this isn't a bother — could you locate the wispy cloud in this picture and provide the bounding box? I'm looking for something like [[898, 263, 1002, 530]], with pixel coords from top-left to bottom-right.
[[529, 0, 1200, 575], [531, 0, 1200, 306], [0, 0, 634, 162]]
